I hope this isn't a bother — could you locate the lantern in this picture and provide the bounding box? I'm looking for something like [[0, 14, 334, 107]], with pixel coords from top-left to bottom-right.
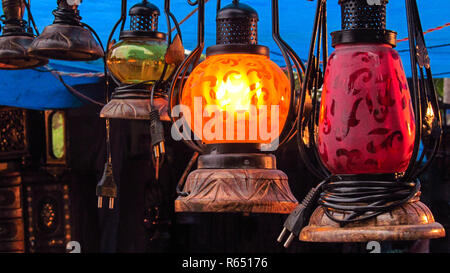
[[0, 0, 47, 69], [28, 0, 103, 61], [278, 0, 445, 247], [100, 0, 177, 121], [171, 0, 300, 214], [96, 0, 183, 209]]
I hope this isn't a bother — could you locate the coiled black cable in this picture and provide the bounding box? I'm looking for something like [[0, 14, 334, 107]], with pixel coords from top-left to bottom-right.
[[52, 4, 81, 25], [318, 176, 420, 225]]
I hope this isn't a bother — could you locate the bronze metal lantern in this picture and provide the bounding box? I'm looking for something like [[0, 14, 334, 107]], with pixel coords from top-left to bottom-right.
[[100, 0, 179, 121], [96, 0, 184, 208], [278, 0, 445, 247], [170, 0, 304, 214], [28, 0, 103, 61], [0, 0, 47, 69]]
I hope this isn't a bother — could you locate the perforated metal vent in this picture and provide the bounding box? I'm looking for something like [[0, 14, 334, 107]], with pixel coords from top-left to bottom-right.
[[130, 14, 158, 32], [217, 17, 257, 45], [129, 0, 160, 32], [216, 2, 258, 45], [339, 0, 388, 30]]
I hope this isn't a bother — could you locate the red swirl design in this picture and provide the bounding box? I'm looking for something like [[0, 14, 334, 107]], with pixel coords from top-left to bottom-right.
[[318, 44, 415, 174]]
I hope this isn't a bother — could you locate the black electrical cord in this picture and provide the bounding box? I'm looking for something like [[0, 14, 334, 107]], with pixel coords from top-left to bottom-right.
[[52, 2, 82, 25], [278, 174, 421, 247], [176, 152, 199, 197], [318, 177, 420, 224]]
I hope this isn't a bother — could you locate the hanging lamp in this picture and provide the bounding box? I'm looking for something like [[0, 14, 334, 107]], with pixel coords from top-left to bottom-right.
[[100, 0, 179, 121], [171, 0, 303, 214], [0, 0, 47, 69], [278, 0, 445, 247], [28, 0, 103, 61]]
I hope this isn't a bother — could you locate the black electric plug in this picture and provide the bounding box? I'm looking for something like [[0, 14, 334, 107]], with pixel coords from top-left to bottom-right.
[[96, 162, 117, 209], [150, 109, 165, 180], [277, 184, 323, 248]]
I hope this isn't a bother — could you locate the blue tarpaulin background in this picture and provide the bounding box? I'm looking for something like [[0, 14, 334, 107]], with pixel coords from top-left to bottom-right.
[[1, 0, 449, 110]]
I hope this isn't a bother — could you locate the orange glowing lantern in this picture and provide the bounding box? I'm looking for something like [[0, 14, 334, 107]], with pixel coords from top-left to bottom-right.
[[171, 0, 299, 214], [181, 53, 290, 144]]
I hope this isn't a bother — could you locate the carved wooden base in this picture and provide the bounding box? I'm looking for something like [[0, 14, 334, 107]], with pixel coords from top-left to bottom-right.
[[175, 168, 298, 214], [299, 201, 446, 242]]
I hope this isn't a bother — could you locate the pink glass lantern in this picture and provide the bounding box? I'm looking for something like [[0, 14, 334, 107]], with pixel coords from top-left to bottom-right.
[[318, 43, 416, 174], [277, 0, 445, 246]]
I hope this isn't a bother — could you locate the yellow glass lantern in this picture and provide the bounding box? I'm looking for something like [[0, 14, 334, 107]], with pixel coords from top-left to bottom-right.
[[100, 0, 176, 120]]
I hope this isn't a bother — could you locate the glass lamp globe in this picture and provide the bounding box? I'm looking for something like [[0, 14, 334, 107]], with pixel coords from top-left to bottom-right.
[[180, 53, 290, 144], [107, 38, 175, 84]]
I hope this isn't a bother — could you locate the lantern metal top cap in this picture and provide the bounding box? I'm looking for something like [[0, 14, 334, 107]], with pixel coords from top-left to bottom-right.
[[332, 0, 396, 47], [338, 0, 388, 30], [129, 0, 160, 17], [119, 0, 165, 40], [213, 1, 259, 50], [217, 2, 258, 21]]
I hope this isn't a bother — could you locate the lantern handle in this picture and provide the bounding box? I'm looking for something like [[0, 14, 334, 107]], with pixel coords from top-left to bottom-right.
[[23, 0, 39, 35], [270, 0, 307, 150], [150, 0, 183, 108], [296, 0, 330, 179], [402, 0, 442, 181], [168, 0, 206, 154]]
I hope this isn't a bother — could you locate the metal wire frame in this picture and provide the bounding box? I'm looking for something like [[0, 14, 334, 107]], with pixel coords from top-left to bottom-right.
[[151, 0, 183, 107], [402, 0, 443, 181], [168, 0, 307, 154], [296, 0, 330, 180], [297, 0, 443, 183], [23, 0, 40, 36], [271, 0, 307, 149], [168, 0, 206, 154]]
